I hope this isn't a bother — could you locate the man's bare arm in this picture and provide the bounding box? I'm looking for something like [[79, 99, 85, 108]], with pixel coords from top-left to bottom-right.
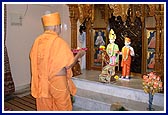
[[66, 50, 86, 69]]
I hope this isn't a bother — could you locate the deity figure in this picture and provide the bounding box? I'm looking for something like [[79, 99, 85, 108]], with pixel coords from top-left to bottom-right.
[[106, 29, 119, 66], [94, 31, 105, 63], [120, 37, 135, 80], [148, 31, 156, 49], [95, 31, 105, 47], [147, 53, 155, 69]]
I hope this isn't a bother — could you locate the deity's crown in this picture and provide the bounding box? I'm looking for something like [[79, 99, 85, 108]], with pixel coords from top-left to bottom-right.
[[109, 29, 116, 40]]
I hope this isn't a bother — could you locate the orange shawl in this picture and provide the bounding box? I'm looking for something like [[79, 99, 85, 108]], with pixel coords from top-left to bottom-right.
[[30, 30, 76, 98], [121, 46, 131, 67]]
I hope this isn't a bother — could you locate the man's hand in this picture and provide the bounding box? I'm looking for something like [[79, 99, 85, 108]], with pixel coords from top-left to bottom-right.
[[65, 50, 86, 70], [77, 50, 86, 58]]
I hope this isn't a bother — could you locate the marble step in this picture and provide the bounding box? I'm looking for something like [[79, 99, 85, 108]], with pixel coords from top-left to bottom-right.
[[72, 105, 90, 111], [73, 88, 164, 111], [72, 77, 164, 108]]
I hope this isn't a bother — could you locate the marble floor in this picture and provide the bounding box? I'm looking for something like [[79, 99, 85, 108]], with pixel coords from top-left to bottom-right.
[[74, 69, 143, 90], [8, 69, 164, 111]]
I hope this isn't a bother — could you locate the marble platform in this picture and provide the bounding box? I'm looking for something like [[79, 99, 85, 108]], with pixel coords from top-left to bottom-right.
[[72, 70, 165, 111]]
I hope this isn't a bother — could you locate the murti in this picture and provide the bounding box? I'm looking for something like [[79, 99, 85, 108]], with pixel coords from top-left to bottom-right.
[[99, 29, 119, 83], [106, 29, 119, 66]]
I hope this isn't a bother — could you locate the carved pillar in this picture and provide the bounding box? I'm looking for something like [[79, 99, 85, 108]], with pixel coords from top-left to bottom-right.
[[86, 22, 92, 70], [160, 4, 164, 78], [154, 5, 161, 72], [68, 5, 78, 49], [104, 4, 109, 25], [70, 18, 78, 49], [141, 5, 146, 74], [85, 5, 93, 70]]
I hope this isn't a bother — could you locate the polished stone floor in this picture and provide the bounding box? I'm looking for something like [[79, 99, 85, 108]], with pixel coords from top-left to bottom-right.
[[74, 69, 143, 90]]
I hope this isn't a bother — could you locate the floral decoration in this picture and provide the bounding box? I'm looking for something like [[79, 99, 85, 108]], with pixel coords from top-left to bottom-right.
[[99, 45, 105, 51], [72, 47, 87, 54], [142, 71, 163, 95]]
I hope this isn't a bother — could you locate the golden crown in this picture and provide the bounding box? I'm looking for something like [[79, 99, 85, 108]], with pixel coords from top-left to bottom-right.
[[109, 29, 116, 39]]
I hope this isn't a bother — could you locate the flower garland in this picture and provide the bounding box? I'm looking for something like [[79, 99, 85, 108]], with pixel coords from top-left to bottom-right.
[[72, 47, 87, 54]]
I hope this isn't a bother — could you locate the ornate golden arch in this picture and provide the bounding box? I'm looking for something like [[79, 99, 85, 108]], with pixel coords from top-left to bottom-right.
[[67, 4, 164, 79]]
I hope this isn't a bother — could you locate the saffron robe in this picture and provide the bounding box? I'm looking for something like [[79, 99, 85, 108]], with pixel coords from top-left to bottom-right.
[[30, 30, 76, 110], [121, 46, 132, 77]]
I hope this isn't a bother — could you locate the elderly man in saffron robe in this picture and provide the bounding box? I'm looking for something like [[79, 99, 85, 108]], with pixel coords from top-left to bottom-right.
[[30, 11, 85, 111]]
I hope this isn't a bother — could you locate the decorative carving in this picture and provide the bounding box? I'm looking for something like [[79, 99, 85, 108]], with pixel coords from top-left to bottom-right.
[[68, 4, 164, 78], [152, 4, 164, 92], [78, 4, 84, 23], [73, 4, 93, 70], [68, 5, 78, 49], [68, 4, 78, 19], [154, 10, 161, 72], [148, 5, 156, 16], [160, 13, 164, 74], [159, 4, 164, 91], [144, 4, 157, 17], [109, 4, 129, 22], [78, 4, 93, 24], [99, 64, 116, 83]]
